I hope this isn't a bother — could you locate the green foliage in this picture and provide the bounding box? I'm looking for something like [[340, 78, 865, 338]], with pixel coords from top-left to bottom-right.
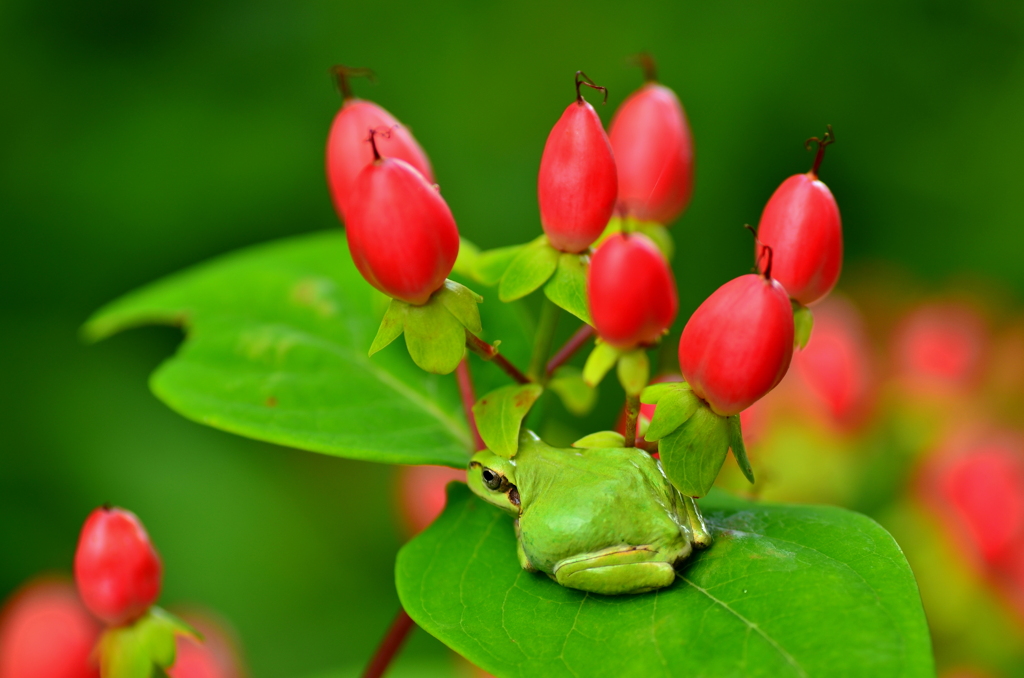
[[728, 414, 756, 484], [473, 384, 544, 457], [546, 366, 597, 416], [397, 484, 934, 678], [99, 608, 198, 678], [659, 404, 731, 498], [616, 348, 650, 396], [600, 217, 675, 260], [582, 342, 619, 386], [793, 303, 814, 350], [642, 383, 700, 441], [83, 232, 530, 468], [543, 253, 593, 326], [499, 239, 559, 301]]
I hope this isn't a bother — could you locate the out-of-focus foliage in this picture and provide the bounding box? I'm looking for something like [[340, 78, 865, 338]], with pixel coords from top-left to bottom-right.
[[3, 0, 1024, 675]]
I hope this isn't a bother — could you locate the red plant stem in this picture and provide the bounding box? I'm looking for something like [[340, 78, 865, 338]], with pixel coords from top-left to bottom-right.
[[465, 332, 531, 384], [361, 608, 416, 678], [545, 324, 595, 376], [456, 359, 485, 451], [624, 394, 641, 447]]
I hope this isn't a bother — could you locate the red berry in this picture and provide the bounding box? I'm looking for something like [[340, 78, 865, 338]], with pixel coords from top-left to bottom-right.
[[0, 579, 100, 678], [793, 297, 874, 427], [326, 92, 434, 221], [588, 233, 677, 350], [537, 74, 618, 253], [894, 302, 987, 392], [608, 82, 693, 224], [679, 273, 794, 416], [756, 172, 842, 306], [344, 140, 460, 305], [74, 507, 162, 627], [923, 433, 1024, 565], [395, 465, 466, 536], [167, 612, 245, 678]]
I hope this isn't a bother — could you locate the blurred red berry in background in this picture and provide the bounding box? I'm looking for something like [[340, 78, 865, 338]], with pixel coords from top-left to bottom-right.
[[0, 578, 100, 678], [74, 507, 162, 627], [168, 610, 246, 678], [609, 80, 693, 225], [395, 465, 467, 536], [919, 431, 1024, 567], [793, 296, 875, 428], [894, 303, 988, 393]]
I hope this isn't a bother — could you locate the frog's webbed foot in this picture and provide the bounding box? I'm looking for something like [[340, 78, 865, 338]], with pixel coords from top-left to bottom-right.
[[551, 545, 677, 595], [683, 496, 713, 549]]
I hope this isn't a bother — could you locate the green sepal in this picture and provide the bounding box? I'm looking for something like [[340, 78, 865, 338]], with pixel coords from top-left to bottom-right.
[[728, 414, 756, 484], [472, 383, 544, 457], [543, 253, 593, 326], [598, 216, 675, 260], [403, 298, 467, 375], [616, 349, 650, 396], [452, 237, 480, 279], [473, 244, 526, 286], [794, 302, 814, 349], [368, 298, 408, 356], [436, 280, 483, 335], [547, 366, 597, 416], [644, 387, 701, 441], [582, 341, 620, 387], [640, 380, 690, 404], [374, 279, 484, 375], [99, 607, 200, 678], [498, 239, 558, 301], [659, 403, 731, 497], [572, 430, 626, 448]]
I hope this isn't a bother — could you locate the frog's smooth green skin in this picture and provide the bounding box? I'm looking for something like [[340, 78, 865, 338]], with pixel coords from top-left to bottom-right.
[[467, 430, 696, 595]]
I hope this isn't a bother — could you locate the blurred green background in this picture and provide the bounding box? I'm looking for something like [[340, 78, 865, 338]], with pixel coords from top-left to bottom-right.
[[3, 0, 1024, 675]]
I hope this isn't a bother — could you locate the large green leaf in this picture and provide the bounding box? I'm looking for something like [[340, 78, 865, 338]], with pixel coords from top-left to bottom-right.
[[397, 484, 933, 678], [83, 231, 530, 468]]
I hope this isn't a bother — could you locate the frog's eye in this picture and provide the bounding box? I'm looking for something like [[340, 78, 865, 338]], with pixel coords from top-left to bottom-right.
[[482, 468, 503, 491]]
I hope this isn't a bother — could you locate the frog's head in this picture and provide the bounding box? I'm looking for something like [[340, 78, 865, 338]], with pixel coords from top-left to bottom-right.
[[467, 449, 521, 516]]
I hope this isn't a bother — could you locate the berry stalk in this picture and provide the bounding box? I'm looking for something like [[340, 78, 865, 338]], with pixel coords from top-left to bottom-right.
[[546, 324, 595, 376], [456, 359, 485, 451], [361, 608, 416, 678], [465, 333, 531, 385]]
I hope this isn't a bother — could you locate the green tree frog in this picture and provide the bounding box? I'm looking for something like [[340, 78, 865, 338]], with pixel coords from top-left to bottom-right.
[[467, 430, 710, 595]]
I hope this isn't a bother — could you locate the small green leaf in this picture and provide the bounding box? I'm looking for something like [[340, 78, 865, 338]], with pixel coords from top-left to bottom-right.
[[794, 302, 814, 349], [436, 279, 483, 335], [473, 383, 544, 458], [636, 221, 675, 260], [396, 485, 935, 678], [571, 430, 625, 448], [453, 238, 480, 279], [473, 244, 524, 286], [99, 607, 200, 678], [616, 349, 649, 396], [403, 298, 467, 375], [547, 366, 597, 416], [582, 342, 619, 387], [639, 380, 690, 404], [499, 242, 558, 301], [368, 298, 408, 356], [728, 414, 756, 484], [659, 403, 731, 497], [644, 387, 701, 441], [543, 253, 592, 325]]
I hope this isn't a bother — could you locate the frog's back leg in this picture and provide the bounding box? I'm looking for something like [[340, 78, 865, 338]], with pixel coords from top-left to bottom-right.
[[551, 545, 680, 596]]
